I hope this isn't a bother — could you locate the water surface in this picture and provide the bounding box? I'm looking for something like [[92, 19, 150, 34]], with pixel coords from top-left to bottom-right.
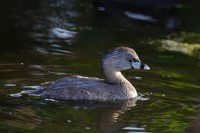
[[0, 0, 200, 133]]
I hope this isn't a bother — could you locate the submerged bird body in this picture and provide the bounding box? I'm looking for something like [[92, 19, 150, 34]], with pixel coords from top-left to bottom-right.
[[34, 75, 136, 100], [23, 47, 150, 101]]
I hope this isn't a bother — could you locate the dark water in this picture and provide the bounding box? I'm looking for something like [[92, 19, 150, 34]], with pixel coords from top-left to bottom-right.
[[0, 0, 200, 133]]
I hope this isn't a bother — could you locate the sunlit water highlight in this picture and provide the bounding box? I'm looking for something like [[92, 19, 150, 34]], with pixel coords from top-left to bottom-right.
[[0, 0, 199, 133]]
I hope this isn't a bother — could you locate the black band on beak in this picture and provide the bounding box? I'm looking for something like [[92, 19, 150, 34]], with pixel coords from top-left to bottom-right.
[[140, 62, 145, 69]]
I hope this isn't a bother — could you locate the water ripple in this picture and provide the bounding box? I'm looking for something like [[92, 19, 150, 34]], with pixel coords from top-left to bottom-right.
[[122, 126, 149, 133], [125, 11, 158, 22], [4, 84, 16, 87], [36, 47, 74, 56], [50, 27, 76, 39]]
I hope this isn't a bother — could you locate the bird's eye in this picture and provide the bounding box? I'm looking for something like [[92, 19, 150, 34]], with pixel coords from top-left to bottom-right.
[[128, 59, 139, 62], [128, 59, 133, 62]]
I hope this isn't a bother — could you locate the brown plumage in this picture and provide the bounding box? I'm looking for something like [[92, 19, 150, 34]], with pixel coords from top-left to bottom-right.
[[22, 47, 150, 101]]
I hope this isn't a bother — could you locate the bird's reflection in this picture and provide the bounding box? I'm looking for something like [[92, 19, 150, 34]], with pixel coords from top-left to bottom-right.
[[58, 98, 138, 133]]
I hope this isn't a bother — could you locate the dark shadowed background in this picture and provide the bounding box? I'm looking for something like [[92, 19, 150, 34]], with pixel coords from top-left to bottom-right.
[[0, 0, 199, 133]]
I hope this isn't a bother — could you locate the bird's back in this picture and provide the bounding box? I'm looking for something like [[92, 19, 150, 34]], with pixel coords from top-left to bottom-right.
[[27, 75, 132, 101]]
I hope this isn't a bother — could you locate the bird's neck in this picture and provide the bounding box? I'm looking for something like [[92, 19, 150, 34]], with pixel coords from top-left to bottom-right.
[[103, 69, 128, 84], [101, 62, 137, 98]]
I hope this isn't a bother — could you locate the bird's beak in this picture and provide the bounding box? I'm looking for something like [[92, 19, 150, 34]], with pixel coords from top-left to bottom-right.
[[131, 61, 150, 70]]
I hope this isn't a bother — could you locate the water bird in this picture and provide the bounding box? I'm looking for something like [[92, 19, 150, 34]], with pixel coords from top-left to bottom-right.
[[22, 47, 150, 101]]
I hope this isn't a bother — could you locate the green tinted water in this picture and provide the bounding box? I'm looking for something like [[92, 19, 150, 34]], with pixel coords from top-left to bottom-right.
[[0, 0, 200, 133]]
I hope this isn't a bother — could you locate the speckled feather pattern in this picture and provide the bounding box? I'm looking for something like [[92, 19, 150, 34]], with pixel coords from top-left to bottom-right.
[[34, 75, 136, 100], [23, 47, 144, 101]]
